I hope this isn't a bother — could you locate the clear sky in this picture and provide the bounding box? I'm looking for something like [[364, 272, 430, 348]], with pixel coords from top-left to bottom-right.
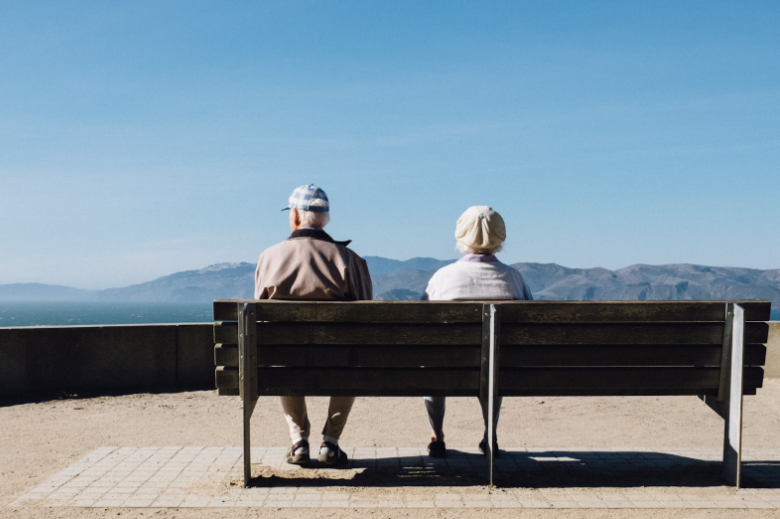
[[1, 1, 778, 290]]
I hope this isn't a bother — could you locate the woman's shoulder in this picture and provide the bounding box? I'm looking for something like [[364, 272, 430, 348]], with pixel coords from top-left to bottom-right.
[[427, 261, 466, 282]]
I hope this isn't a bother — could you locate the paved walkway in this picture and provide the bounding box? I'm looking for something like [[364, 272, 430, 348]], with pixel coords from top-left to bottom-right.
[[8, 446, 780, 509]]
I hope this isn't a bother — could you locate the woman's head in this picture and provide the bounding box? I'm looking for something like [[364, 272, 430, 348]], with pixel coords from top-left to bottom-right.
[[455, 206, 506, 254]]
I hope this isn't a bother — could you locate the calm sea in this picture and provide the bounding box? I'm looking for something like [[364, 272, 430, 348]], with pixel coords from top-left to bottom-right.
[[0, 301, 777, 327], [0, 301, 214, 327]]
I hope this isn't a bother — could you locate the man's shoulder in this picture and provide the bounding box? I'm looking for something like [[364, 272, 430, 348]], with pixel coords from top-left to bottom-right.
[[260, 237, 365, 263], [342, 245, 368, 262], [259, 239, 296, 258]]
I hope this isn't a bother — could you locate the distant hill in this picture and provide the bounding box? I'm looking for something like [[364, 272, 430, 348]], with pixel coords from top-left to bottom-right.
[[364, 256, 455, 276], [0, 283, 95, 302], [514, 263, 780, 304], [372, 261, 780, 315], [1, 258, 778, 319], [98, 263, 256, 302]]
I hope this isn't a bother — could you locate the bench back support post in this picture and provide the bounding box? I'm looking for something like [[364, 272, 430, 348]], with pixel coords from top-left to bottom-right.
[[239, 303, 258, 487], [479, 304, 501, 487], [699, 303, 745, 486], [722, 303, 745, 487]]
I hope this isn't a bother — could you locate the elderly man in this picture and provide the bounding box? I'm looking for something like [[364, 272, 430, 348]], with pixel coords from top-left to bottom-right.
[[255, 184, 373, 466]]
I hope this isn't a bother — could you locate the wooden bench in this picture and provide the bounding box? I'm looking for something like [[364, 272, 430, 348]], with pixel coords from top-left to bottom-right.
[[213, 299, 771, 488]]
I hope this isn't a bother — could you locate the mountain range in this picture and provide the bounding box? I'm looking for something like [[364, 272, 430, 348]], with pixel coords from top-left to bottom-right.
[[1, 257, 778, 318]]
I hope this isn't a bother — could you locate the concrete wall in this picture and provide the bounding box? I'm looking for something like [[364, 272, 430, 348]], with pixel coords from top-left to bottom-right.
[[0, 324, 214, 399], [1, 321, 778, 401]]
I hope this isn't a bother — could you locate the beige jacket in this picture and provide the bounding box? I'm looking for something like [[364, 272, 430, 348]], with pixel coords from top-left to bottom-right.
[[254, 229, 373, 301]]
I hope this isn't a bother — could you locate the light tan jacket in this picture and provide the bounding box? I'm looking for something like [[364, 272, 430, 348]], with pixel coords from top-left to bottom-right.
[[254, 229, 373, 301]]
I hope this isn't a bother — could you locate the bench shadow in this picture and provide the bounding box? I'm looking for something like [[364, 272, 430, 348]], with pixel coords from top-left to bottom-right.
[[244, 450, 780, 489]]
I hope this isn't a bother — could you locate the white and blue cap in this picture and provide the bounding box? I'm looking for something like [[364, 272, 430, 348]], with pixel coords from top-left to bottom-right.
[[282, 184, 330, 213]]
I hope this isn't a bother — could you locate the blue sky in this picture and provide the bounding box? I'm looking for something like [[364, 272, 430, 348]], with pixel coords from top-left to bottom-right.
[[1, 1, 778, 289]]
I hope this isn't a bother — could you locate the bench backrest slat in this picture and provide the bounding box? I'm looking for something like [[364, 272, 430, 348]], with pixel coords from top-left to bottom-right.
[[214, 300, 771, 322], [215, 343, 766, 368], [215, 321, 769, 346], [501, 322, 768, 345]]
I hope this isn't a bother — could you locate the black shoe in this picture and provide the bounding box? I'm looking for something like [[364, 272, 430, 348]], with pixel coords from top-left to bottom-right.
[[286, 440, 310, 465], [478, 438, 501, 458], [318, 442, 348, 466], [427, 440, 447, 458]]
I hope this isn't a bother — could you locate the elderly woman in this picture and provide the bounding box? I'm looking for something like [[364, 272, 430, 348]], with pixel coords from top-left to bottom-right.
[[421, 206, 533, 458]]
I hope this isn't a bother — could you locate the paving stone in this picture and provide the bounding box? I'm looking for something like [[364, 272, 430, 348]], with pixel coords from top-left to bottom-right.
[[9, 445, 780, 510], [320, 500, 350, 507]]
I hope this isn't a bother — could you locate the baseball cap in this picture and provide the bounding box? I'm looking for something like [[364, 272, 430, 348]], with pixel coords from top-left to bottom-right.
[[282, 184, 330, 212]]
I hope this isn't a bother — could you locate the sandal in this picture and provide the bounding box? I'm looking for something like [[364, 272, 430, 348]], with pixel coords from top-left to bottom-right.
[[478, 438, 501, 459], [318, 442, 348, 466], [286, 439, 310, 465], [427, 440, 447, 458]]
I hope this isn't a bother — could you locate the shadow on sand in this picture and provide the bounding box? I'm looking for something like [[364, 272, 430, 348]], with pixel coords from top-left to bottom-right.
[[242, 450, 780, 489]]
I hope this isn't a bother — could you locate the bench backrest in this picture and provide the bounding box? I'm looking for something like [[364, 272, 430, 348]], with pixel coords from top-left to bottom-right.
[[213, 300, 770, 398]]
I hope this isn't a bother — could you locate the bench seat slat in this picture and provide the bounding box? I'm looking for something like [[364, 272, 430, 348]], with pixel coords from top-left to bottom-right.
[[214, 343, 766, 368], [213, 300, 771, 323]]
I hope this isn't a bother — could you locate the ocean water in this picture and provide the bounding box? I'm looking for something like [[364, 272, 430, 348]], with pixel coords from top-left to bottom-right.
[[0, 301, 777, 327], [0, 301, 214, 327]]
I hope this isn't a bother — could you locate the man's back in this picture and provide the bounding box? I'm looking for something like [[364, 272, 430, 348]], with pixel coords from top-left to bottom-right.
[[255, 229, 373, 301]]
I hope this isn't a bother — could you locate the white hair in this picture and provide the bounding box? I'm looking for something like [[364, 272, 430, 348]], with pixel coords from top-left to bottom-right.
[[456, 242, 503, 255], [296, 199, 330, 228]]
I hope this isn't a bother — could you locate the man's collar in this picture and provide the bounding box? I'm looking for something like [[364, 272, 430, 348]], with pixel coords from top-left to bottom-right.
[[289, 228, 352, 247]]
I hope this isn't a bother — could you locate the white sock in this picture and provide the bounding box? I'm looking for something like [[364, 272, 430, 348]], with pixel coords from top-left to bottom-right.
[[292, 436, 308, 455], [321, 436, 339, 454]]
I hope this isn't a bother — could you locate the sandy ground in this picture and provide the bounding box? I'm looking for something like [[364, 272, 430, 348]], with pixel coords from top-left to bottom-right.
[[3, 381, 780, 518]]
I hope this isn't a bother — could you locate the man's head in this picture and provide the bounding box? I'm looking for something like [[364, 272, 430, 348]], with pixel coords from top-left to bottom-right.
[[283, 184, 331, 231]]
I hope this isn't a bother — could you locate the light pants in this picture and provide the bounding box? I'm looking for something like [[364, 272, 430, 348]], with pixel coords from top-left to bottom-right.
[[281, 396, 355, 442], [424, 396, 503, 439]]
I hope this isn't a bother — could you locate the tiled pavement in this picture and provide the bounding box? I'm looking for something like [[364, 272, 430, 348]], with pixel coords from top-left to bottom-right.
[[7, 446, 780, 509]]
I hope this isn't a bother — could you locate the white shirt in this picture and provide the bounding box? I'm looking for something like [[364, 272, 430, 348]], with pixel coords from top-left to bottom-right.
[[421, 255, 533, 301]]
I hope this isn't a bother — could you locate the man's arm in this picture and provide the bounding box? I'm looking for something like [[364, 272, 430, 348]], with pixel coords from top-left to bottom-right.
[[354, 256, 373, 301], [254, 252, 267, 299]]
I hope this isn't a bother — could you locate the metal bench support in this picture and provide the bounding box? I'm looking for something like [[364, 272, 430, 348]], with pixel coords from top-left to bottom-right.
[[700, 303, 745, 487], [479, 304, 501, 487], [239, 303, 258, 487]]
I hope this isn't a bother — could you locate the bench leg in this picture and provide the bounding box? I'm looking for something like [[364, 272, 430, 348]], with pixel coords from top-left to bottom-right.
[[239, 303, 259, 487], [480, 304, 501, 487], [243, 397, 257, 487], [699, 303, 744, 487]]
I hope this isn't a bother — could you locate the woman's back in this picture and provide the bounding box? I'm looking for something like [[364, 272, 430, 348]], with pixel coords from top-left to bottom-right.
[[422, 254, 533, 301]]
